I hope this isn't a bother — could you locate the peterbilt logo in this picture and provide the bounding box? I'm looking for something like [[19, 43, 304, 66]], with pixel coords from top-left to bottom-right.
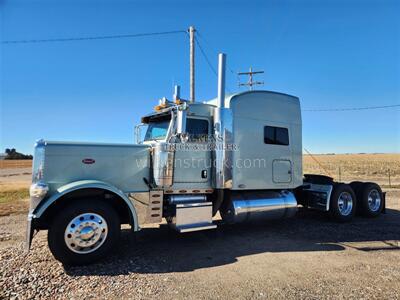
[[82, 158, 96, 164]]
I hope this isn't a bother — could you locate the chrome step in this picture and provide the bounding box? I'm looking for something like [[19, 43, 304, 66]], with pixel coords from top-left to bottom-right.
[[175, 223, 217, 233], [171, 201, 216, 233]]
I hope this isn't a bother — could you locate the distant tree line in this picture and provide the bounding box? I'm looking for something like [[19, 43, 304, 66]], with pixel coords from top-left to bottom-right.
[[4, 148, 33, 160]]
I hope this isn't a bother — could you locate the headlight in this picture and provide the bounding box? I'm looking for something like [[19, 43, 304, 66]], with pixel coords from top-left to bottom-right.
[[32, 141, 45, 183], [29, 182, 49, 200]]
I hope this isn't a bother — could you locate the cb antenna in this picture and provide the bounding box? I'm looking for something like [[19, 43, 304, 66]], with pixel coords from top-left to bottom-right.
[[238, 67, 264, 90]]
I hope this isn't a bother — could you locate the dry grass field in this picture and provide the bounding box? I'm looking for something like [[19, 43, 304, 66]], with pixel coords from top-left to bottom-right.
[[2, 154, 399, 177], [0, 160, 32, 215], [0, 159, 32, 169], [303, 153, 400, 187]]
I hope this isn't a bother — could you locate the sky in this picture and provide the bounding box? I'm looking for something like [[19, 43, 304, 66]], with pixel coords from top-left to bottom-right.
[[1, 0, 399, 154]]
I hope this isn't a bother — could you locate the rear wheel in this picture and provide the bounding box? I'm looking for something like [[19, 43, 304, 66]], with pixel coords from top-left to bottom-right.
[[48, 199, 120, 265], [349, 181, 363, 196], [329, 183, 356, 222], [358, 182, 383, 217]]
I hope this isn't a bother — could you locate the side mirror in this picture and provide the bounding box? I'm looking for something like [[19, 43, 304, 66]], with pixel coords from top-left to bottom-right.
[[134, 123, 147, 144]]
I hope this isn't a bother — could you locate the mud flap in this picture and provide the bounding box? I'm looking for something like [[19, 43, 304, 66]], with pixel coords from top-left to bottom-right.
[[382, 192, 386, 214], [25, 212, 35, 252]]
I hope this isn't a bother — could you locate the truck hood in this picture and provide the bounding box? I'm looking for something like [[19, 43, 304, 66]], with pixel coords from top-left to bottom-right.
[[34, 140, 151, 194]]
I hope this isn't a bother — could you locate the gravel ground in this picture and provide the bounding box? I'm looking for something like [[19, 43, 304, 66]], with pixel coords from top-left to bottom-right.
[[0, 190, 399, 299]]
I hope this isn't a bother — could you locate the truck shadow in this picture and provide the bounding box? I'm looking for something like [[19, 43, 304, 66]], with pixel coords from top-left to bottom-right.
[[65, 208, 400, 276]]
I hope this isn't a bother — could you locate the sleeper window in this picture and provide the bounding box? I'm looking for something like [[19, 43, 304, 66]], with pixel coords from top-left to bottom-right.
[[264, 126, 289, 146]]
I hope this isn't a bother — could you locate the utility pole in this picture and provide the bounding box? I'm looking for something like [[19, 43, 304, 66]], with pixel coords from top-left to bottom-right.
[[238, 67, 264, 90], [189, 26, 195, 102]]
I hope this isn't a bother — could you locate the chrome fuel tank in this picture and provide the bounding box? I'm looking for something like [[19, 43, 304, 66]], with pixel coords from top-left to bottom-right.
[[221, 190, 297, 223]]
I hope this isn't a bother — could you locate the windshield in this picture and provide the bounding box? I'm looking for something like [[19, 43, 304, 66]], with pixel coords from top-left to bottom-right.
[[144, 117, 171, 141]]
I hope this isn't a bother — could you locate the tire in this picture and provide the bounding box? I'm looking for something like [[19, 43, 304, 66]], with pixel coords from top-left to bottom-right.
[[349, 181, 363, 197], [48, 199, 120, 266], [329, 183, 356, 222], [358, 182, 383, 217], [349, 181, 363, 215]]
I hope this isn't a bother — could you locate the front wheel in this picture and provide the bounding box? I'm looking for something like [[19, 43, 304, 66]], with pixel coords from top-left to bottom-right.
[[329, 183, 356, 222], [48, 199, 120, 265]]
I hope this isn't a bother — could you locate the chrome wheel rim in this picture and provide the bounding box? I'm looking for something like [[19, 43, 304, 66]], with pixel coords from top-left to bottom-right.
[[337, 192, 353, 216], [64, 213, 108, 254], [368, 189, 381, 212]]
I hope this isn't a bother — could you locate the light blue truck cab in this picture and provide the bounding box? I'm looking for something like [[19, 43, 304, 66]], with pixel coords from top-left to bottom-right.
[[27, 56, 385, 265]]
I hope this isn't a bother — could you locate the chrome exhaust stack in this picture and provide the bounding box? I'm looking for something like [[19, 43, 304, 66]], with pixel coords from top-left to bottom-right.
[[221, 191, 298, 223], [214, 53, 233, 189], [217, 53, 226, 109]]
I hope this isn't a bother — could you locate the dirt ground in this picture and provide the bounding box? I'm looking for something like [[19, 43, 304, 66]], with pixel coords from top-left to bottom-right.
[[0, 156, 399, 299], [1, 190, 399, 299]]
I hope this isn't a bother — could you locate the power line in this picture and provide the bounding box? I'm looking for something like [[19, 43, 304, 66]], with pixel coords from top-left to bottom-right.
[[194, 35, 233, 94], [303, 104, 400, 112], [194, 36, 218, 77], [303, 148, 333, 178], [196, 31, 236, 75], [2, 30, 187, 44], [8, 28, 393, 114]]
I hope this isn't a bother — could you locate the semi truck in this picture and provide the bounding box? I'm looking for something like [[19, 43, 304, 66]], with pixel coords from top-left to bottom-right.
[[26, 54, 385, 265]]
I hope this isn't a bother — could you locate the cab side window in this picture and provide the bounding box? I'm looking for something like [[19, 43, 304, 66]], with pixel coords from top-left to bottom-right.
[[186, 118, 209, 142]]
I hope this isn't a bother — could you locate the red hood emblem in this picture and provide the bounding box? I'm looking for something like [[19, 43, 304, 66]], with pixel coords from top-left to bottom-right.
[[82, 158, 95, 164]]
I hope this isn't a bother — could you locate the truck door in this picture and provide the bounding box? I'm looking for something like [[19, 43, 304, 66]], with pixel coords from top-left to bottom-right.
[[173, 117, 212, 185]]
